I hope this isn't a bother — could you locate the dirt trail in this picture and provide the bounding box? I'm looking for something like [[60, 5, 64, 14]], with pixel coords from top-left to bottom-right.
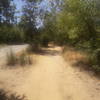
[[0, 46, 100, 100]]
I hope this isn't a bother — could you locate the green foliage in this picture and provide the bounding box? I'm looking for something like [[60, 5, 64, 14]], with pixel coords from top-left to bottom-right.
[[0, 0, 24, 44], [57, 0, 97, 45], [0, 0, 22, 44], [55, 0, 100, 72], [20, 0, 42, 43], [90, 49, 100, 72], [0, 25, 24, 43], [0, 0, 100, 73], [0, 0, 16, 24]]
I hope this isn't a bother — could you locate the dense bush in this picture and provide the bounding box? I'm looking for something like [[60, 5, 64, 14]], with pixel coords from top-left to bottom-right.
[[56, 0, 100, 73], [0, 25, 24, 44], [90, 49, 100, 72]]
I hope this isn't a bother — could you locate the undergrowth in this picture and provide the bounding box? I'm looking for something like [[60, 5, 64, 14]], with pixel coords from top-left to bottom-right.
[[63, 46, 100, 75], [6, 50, 32, 66]]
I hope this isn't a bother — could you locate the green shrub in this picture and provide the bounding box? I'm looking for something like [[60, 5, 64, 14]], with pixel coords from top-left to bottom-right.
[[89, 49, 100, 72], [0, 25, 24, 44]]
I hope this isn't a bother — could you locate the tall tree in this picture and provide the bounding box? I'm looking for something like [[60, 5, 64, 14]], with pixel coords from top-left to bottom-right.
[[20, 0, 42, 43], [0, 0, 16, 24], [39, 0, 62, 44], [57, 0, 97, 47]]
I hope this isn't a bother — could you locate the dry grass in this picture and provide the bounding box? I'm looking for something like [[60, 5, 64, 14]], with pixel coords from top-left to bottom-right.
[[63, 46, 100, 76], [63, 46, 87, 61], [63, 50, 87, 62], [62, 46, 90, 69], [6, 50, 18, 66], [6, 50, 33, 67]]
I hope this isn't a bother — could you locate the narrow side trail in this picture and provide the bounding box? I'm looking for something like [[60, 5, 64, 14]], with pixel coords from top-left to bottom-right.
[[0, 46, 100, 100]]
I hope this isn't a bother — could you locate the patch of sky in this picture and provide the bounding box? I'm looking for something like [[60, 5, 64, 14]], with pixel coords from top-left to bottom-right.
[[13, 0, 50, 27]]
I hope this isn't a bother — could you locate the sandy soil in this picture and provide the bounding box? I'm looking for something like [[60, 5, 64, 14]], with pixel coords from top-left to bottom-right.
[[0, 46, 100, 100]]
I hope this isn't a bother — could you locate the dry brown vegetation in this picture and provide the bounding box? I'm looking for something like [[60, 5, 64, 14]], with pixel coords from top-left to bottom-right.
[[6, 50, 33, 67], [62, 46, 92, 71]]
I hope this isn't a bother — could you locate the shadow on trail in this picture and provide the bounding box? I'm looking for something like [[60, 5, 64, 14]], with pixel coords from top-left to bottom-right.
[[38, 49, 61, 56], [34, 46, 61, 56], [0, 89, 26, 100]]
